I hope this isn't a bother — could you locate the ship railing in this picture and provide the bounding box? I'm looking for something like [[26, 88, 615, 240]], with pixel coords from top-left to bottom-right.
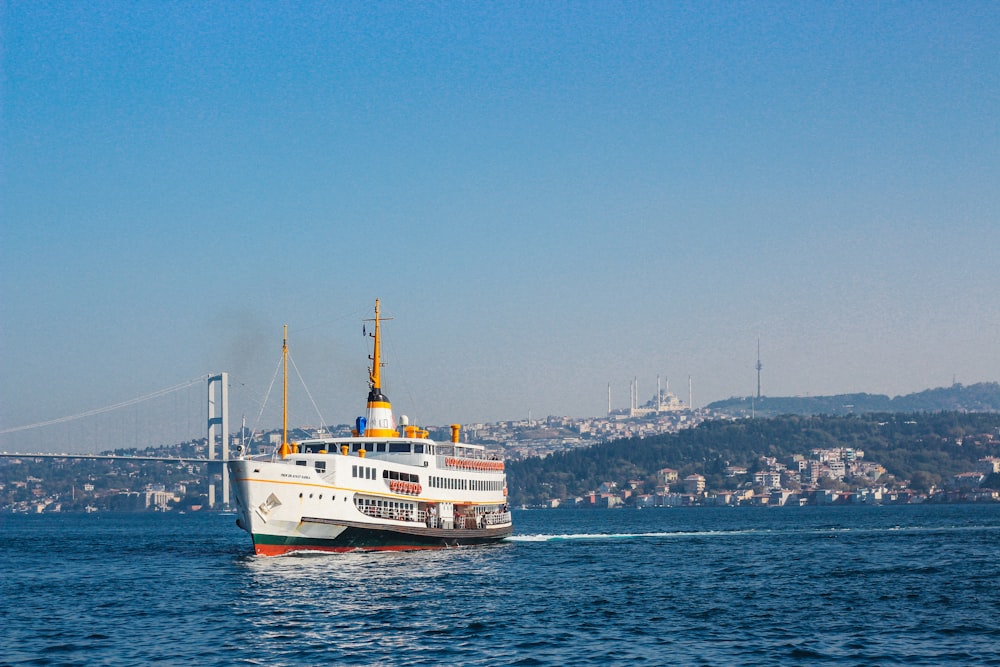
[[357, 504, 427, 523], [482, 511, 512, 526], [453, 511, 512, 529], [356, 503, 511, 529]]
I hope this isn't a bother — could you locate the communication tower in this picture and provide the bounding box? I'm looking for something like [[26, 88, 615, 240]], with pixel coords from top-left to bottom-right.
[[756, 337, 763, 400]]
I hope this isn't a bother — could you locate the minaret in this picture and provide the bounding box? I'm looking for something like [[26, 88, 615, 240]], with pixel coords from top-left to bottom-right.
[[363, 299, 397, 437]]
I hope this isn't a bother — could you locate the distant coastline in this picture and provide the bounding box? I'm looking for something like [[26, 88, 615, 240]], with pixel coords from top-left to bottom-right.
[[4, 383, 1000, 514], [707, 381, 1000, 418]]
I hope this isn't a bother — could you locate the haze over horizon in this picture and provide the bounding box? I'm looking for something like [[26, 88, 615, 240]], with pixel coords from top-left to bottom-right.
[[3, 3, 998, 451]]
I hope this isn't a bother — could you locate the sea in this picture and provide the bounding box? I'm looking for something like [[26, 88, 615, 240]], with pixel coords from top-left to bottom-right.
[[2, 504, 999, 666]]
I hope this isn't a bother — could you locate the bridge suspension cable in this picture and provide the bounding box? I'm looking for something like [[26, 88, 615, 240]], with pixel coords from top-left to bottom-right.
[[0, 376, 208, 435]]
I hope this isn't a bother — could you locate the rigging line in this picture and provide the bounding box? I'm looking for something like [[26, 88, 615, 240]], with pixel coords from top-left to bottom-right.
[[0, 376, 208, 435], [289, 305, 370, 335], [381, 325, 422, 425], [246, 355, 284, 443], [288, 351, 328, 433]]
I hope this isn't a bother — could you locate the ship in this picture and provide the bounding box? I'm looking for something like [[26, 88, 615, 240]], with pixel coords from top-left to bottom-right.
[[229, 299, 514, 555]]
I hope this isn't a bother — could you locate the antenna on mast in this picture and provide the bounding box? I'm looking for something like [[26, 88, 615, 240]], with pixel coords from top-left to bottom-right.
[[362, 299, 397, 438]]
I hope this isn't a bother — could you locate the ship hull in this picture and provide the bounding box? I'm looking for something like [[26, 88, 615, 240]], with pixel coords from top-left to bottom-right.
[[251, 518, 512, 555]]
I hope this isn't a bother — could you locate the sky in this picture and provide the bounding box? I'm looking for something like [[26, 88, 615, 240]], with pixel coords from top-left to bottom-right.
[[2, 1, 999, 452]]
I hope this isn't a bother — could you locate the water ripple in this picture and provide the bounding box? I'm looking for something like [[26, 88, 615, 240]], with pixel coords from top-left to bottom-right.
[[4, 506, 1000, 665]]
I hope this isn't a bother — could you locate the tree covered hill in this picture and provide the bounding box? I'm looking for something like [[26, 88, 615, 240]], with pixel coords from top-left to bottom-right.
[[706, 382, 1000, 418], [504, 411, 1000, 506]]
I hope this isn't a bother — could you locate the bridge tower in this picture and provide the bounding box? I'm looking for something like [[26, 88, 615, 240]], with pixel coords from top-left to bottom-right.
[[207, 373, 230, 509]]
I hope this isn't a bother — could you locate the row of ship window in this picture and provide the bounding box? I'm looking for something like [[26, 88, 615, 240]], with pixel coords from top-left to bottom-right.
[[344, 466, 504, 492], [299, 441, 435, 455], [351, 465, 420, 483], [428, 476, 504, 491], [294, 460, 502, 493]]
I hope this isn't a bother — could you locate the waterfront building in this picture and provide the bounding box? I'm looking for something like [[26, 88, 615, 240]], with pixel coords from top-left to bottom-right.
[[683, 474, 705, 494]]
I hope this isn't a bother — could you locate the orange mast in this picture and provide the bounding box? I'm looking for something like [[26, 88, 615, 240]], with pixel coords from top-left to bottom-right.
[[278, 325, 291, 458], [364, 299, 397, 437]]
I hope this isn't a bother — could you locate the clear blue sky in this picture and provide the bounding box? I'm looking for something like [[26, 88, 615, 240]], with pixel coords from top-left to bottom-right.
[[2, 1, 998, 450]]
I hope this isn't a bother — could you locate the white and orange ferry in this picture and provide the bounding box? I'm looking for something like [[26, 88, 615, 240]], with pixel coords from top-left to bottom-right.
[[229, 300, 513, 555]]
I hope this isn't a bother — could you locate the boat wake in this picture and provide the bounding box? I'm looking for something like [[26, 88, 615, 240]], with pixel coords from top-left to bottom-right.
[[508, 523, 1000, 543], [507, 529, 758, 542]]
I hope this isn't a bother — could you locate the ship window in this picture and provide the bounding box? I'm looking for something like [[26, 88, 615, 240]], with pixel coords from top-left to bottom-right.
[[315, 461, 326, 472], [413, 444, 425, 454], [296, 460, 307, 467], [351, 443, 363, 453], [388, 443, 410, 453], [376, 443, 387, 452], [363, 442, 375, 452]]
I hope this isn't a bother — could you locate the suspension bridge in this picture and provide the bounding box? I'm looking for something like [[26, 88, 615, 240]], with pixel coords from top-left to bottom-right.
[[0, 373, 236, 508]]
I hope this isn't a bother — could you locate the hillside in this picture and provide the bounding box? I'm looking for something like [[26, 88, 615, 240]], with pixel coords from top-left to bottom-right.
[[706, 382, 1000, 418], [504, 411, 1000, 506]]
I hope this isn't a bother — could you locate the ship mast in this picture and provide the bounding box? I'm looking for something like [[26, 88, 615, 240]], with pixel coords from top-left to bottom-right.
[[279, 324, 291, 458], [369, 300, 383, 391], [364, 299, 396, 437]]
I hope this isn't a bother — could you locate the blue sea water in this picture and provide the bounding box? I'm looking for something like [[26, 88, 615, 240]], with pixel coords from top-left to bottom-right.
[[2, 505, 1000, 666]]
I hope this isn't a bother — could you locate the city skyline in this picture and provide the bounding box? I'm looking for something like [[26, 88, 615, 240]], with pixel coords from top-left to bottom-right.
[[3, 3, 999, 442]]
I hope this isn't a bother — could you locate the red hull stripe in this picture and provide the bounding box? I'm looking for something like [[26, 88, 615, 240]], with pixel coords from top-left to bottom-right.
[[254, 543, 444, 556], [249, 524, 510, 556]]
